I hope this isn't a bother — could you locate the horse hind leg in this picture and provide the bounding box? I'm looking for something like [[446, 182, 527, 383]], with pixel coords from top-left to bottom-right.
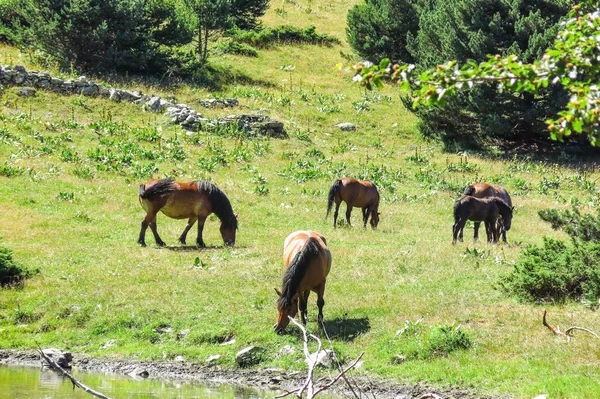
[[333, 201, 341, 229], [315, 283, 326, 328], [299, 291, 310, 325], [362, 207, 369, 230], [149, 221, 166, 247], [178, 217, 198, 245], [473, 221, 481, 241]]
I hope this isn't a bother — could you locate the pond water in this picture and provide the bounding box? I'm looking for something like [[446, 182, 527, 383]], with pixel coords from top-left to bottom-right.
[[0, 365, 277, 399]]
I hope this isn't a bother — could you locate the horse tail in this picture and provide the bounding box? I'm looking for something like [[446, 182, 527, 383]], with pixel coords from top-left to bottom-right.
[[326, 179, 342, 218], [139, 178, 176, 200], [279, 237, 321, 307], [463, 185, 475, 196]]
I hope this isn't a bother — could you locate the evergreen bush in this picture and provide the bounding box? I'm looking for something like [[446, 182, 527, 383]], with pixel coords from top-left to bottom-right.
[[0, 247, 37, 287]]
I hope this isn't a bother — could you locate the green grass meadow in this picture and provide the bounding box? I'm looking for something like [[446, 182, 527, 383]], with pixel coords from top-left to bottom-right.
[[2, 1, 600, 397]]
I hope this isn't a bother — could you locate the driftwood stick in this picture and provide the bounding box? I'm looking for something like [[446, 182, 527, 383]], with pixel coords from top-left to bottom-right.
[[37, 349, 114, 399], [275, 317, 363, 399], [542, 310, 599, 343]]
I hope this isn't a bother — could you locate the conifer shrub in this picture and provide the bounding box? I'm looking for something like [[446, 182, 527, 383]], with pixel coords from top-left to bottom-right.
[[0, 247, 37, 287], [230, 25, 340, 48]]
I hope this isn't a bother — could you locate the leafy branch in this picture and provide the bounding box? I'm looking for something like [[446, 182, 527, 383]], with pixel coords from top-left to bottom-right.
[[354, 1, 600, 145]]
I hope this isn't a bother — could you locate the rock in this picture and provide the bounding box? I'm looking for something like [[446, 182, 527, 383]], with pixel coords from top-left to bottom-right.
[[146, 96, 162, 112], [174, 355, 185, 362], [235, 346, 265, 367], [127, 367, 149, 379], [14, 65, 26, 73], [177, 329, 191, 340], [206, 354, 221, 365], [41, 348, 73, 368], [19, 87, 36, 97], [102, 339, 117, 349], [50, 78, 63, 87], [391, 354, 407, 364], [220, 338, 236, 346], [277, 345, 295, 357], [109, 88, 121, 102], [336, 122, 356, 131], [82, 85, 98, 96], [307, 349, 336, 368]]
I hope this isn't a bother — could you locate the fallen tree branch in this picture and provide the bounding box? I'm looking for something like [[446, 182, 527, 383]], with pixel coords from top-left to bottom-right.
[[275, 317, 364, 399], [542, 310, 599, 343], [37, 349, 114, 399]]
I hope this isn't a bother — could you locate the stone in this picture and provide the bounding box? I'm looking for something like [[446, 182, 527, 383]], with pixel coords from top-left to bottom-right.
[[277, 345, 295, 357], [336, 122, 356, 131], [109, 88, 121, 101], [102, 339, 117, 349], [42, 348, 73, 368], [127, 367, 149, 379], [50, 78, 63, 87], [177, 329, 191, 340], [235, 346, 265, 367], [307, 349, 336, 368], [19, 87, 36, 97], [174, 355, 185, 362], [206, 354, 221, 365], [14, 65, 26, 73], [82, 85, 98, 96], [220, 338, 236, 346], [146, 96, 162, 112]]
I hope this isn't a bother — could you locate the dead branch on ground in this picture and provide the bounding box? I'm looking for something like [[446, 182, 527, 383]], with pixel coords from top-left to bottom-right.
[[37, 348, 114, 399], [542, 310, 599, 343], [275, 317, 364, 399]]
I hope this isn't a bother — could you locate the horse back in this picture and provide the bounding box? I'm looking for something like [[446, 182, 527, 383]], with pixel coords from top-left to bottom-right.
[[283, 231, 331, 290], [494, 186, 512, 207], [463, 183, 495, 198], [340, 178, 379, 207]]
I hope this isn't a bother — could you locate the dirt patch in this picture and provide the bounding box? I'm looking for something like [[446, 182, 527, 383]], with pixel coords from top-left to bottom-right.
[[0, 349, 505, 398]]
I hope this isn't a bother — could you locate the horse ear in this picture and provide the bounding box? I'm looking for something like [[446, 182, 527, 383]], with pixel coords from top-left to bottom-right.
[[511, 206, 515, 211], [234, 213, 239, 218], [274, 288, 282, 297], [377, 211, 382, 215]]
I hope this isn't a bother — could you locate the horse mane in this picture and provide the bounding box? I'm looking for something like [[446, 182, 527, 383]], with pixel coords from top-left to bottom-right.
[[139, 178, 176, 200], [196, 181, 238, 230], [278, 237, 321, 309], [490, 197, 512, 213]]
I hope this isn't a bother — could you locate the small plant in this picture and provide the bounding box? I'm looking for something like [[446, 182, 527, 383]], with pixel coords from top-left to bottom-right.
[[57, 192, 75, 202], [72, 166, 95, 179], [0, 247, 37, 287], [405, 149, 428, 164], [0, 162, 26, 177]]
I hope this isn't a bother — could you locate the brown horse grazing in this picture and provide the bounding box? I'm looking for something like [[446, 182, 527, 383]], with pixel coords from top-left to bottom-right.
[[452, 196, 513, 245], [326, 178, 380, 229], [460, 183, 513, 242], [138, 178, 238, 248], [274, 231, 332, 334]]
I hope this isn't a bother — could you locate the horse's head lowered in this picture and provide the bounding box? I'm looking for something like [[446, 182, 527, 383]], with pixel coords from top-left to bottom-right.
[[273, 288, 298, 334], [370, 211, 381, 228], [220, 213, 238, 247]]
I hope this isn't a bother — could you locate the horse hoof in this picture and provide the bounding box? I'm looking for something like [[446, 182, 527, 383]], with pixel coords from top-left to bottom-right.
[[138, 242, 146, 247], [157, 242, 166, 247]]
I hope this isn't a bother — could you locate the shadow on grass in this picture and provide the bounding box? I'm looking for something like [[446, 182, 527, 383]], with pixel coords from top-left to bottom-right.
[[159, 245, 244, 251], [323, 316, 371, 342]]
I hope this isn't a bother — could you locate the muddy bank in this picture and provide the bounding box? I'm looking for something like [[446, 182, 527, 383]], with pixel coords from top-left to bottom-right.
[[0, 349, 504, 398]]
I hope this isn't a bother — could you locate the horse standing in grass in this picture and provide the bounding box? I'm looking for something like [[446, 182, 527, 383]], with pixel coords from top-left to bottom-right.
[[138, 178, 238, 248], [326, 178, 380, 229], [452, 196, 513, 245], [460, 183, 513, 242], [274, 231, 331, 334]]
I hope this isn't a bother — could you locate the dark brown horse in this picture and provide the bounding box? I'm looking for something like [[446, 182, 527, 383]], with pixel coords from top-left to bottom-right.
[[274, 230, 331, 333], [326, 178, 380, 229], [452, 196, 513, 245], [138, 178, 238, 248], [460, 183, 513, 242]]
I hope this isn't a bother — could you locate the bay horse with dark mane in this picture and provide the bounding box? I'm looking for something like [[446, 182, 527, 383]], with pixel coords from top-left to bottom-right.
[[460, 183, 513, 242], [138, 178, 238, 247], [274, 231, 331, 333], [326, 177, 380, 229], [452, 196, 513, 245]]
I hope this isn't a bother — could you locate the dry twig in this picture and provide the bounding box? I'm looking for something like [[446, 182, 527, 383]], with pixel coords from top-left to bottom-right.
[[542, 310, 599, 343], [275, 317, 364, 399], [37, 349, 114, 399]]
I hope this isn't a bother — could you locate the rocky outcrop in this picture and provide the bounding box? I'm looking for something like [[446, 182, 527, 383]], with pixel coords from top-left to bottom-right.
[[1, 65, 286, 138]]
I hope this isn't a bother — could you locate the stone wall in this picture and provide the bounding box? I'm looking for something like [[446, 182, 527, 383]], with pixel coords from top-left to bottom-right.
[[0, 65, 286, 138]]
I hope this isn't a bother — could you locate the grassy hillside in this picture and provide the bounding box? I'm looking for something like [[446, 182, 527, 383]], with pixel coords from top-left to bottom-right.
[[2, 1, 600, 398]]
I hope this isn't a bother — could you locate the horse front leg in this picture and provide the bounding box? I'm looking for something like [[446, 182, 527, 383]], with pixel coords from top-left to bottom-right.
[[196, 215, 207, 248], [178, 217, 198, 245], [299, 290, 310, 325], [484, 220, 494, 243], [333, 202, 341, 229]]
